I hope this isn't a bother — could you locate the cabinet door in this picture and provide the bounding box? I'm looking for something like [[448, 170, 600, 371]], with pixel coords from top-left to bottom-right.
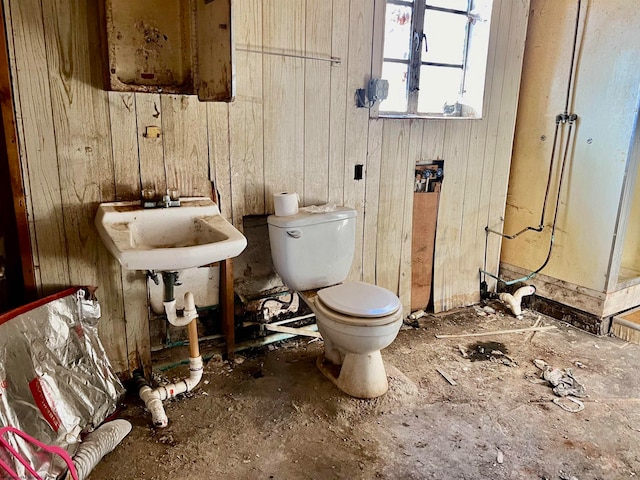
[[196, 0, 234, 102]]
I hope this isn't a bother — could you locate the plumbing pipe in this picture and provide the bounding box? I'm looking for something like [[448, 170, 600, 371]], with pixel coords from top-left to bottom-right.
[[498, 285, 536, 319], [480, 0, 583, 287], [136, 291, 204, 428], [481, 114, 578, 286], [161, 271, 179, 302], [485, 0, 583, 243], [134, 374, 168, 428], [164, 292, 198, 327]]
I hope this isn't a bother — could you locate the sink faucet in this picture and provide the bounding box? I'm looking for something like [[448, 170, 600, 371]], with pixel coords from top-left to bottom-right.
[[142, 188, 181, 208]]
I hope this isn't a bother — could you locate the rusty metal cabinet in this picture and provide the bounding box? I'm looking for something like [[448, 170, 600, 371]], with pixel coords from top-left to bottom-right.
[[101, 0, 234, 102]]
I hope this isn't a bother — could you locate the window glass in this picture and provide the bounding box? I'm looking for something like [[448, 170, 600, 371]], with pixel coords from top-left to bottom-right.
[[417, 65, 463, 114], [381, 61, 409, 112], [384, 5, 412, 61], [425, 0, 469, 11], [422, 10, 468, 65]]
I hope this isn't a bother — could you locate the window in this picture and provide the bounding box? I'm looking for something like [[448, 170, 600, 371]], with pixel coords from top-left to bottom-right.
[[378, 0, 493, 118]]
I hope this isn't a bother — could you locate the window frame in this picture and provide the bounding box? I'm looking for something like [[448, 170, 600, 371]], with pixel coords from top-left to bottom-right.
[[372, 0, 492, 119]]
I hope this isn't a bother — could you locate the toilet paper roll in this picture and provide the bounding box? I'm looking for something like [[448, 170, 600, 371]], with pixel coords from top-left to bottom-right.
[[274, 192, 299, 216]]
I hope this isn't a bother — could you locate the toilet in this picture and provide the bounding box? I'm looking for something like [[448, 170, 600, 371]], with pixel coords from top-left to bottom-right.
[[267, 206, 403, 398]]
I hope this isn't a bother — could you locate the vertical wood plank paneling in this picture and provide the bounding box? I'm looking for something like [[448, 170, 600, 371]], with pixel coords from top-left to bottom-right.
[[41, 0, 127, 372], [6, 0, 69, 295], [262, 0, 305, 212], [458, 117, 490, 302], [161, 95, 210, 197], [136, 93, 166, 195], [108, 91, 149, 375], [421, 120, 447, 160], [485, 0, 530, 288], [109, 92, 140, 201], [208, 103, 233, 220], [376, 120, 410, 293], [399, 120, 422, 313], [327, 0, 350, 206], [229, 0, 264, 227], [344, 0, 375, 282], [433, 121, 473, 311], [121, 268, 150, 375], [475, 0, 511, 292], [362, 118, 383, 284], [302, 0, 332, 205]]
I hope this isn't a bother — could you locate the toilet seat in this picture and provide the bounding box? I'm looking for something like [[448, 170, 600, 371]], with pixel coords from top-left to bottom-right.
[[318, 282, 400, 317], [315, 282, 401, 327]]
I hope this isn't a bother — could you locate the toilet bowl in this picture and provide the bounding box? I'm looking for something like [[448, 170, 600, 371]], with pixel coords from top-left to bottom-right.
[[303, 282, 403, 399]]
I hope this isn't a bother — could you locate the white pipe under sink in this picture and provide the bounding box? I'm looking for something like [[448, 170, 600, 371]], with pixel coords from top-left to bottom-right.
[[163, 292, 199, 327], [136, 292, 203, 428]]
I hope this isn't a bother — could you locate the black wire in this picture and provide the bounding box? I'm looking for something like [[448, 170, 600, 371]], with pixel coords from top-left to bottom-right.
[[527, 118, 577, 278], [259, 294, 295, 314]]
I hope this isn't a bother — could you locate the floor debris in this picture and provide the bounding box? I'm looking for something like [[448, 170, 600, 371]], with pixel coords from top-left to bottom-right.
[[435, 325, 556, 339], [90, 307, 640, 480], [465, 341, 516, 366], [553, 396, 585, 413], [435, 368, 457, 386], [533, 359, 586, 398]]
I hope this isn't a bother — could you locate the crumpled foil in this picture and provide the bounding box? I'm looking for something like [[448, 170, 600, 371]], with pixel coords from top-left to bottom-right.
[[0, 288, 125, 479]]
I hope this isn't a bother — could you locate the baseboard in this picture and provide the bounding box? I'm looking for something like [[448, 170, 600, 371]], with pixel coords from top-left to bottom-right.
[[524, 295, 610, 336]]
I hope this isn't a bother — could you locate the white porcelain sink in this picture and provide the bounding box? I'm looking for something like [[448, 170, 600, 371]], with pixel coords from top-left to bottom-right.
[[95, 197, 247, 271]]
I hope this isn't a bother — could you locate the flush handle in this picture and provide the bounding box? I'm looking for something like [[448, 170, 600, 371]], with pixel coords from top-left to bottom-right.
[[286, 230, 302, 239]]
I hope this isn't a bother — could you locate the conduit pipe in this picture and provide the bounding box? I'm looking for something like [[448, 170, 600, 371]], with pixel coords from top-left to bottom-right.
[[135, 292, 203, 428]]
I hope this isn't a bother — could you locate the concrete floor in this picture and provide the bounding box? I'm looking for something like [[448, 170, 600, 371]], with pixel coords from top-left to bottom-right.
[[89, 303, 640, 480]]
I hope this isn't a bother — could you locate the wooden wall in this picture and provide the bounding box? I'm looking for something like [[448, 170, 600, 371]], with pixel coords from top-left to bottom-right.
[[3, 0, 528, 375]]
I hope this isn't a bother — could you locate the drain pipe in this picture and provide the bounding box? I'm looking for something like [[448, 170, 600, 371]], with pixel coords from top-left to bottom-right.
[[135, 273, 203, 428], [498, 285, 536, 319]]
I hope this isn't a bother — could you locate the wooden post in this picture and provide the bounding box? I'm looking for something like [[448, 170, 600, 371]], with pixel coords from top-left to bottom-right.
[[220, 258, 234, 359], [0, 5, 36, 301]]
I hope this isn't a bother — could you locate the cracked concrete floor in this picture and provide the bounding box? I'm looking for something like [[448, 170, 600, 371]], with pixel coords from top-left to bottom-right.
[[89, 304, 640, 480]]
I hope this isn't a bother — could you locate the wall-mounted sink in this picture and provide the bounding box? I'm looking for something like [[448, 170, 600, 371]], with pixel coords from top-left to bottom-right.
[[95, 197, 247, 271]]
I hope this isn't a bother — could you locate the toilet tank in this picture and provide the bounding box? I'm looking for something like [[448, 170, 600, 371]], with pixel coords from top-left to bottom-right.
[[267, 206, 357, 291]]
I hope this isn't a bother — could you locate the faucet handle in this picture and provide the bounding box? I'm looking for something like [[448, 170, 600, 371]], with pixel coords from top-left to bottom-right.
[[142, 188, 156, 201], [167, 188, 180, 201], [142, 188, 157, 208]]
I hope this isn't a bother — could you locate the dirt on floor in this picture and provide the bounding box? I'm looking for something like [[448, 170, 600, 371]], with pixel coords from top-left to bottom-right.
[[89, 303, 640, 480]]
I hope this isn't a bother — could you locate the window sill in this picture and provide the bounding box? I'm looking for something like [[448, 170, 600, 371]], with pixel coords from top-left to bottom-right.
[[376, 113, 483, 120]]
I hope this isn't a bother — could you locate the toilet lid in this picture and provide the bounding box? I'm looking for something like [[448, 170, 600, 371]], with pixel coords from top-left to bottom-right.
[[317, 282, 400, 318]]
